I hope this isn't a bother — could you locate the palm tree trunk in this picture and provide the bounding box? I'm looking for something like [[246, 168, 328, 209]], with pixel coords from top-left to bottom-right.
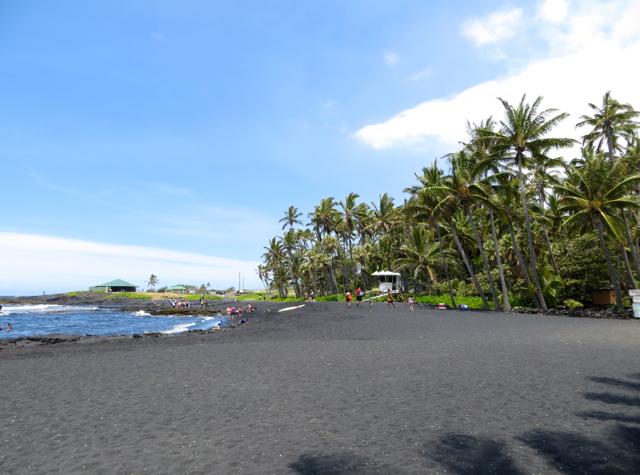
[[435, 222, 456, 309], [622, 211, 640, 281], [517, 154, 548, 311], [509, 222, 540, 309], [449, 219, 490, 310], [465, 203, 501, 310], [594, 213, 624, 310], [348, 238, 357, 289], [490, 209, 511, 310], [621, 244, 635, 290], [538, 188, 559, 275]]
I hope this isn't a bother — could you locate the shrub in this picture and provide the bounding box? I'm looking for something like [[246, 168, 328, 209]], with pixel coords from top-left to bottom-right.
[[564, 299, 584, 310]]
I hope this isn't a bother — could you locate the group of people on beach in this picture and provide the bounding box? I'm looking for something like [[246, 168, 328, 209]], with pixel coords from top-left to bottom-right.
[[168, 299, 191, 309], [344, 289, 415, 311]]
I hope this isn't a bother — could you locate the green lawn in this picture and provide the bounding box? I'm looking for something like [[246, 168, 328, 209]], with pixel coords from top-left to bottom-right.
[[104, 292, 152, 300]]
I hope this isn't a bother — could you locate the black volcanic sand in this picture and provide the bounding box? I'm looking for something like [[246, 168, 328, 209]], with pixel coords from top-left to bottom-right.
[[1, 302, 639, 474]]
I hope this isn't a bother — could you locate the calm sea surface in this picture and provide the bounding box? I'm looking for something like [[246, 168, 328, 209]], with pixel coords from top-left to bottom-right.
[[0, 304, 228, 339]]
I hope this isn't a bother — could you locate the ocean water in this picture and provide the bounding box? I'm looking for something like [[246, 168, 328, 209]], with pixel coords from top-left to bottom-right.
[[0, 304, 228, 339]]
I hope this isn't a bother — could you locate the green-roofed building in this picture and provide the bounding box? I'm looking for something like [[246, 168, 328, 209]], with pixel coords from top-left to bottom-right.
[[165, 285, 187, 294], [89, 279, 137, 292]]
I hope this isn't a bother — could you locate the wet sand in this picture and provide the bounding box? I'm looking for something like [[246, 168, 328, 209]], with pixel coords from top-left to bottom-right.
[[1, 302, 639, 474]]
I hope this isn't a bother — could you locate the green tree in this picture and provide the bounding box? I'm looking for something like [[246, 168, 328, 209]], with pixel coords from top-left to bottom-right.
[[556, 151, 640, 310], [480, 95, 576, 311]]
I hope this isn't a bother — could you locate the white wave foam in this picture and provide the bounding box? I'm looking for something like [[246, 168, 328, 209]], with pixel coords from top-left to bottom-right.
[[0, 304, 99, 314], [161, 322, 196, 334], [132, 310, 151, 316]]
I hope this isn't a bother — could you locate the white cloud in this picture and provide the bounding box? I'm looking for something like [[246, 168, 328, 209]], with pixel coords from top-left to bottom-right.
[[356, 1, 640, 151], [538, 0, 569, 23], [0, 233, 260, 295], [461, 8, 524, 46], [407, 68, 432, 82], [383, 52, 399, 67], [150, 33, 165, 41]]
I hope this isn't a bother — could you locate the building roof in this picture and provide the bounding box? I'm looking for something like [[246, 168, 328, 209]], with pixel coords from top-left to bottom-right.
[[97, 279, 136, 287], [371, 271, 401, 276], [166, 285, 187, 290]]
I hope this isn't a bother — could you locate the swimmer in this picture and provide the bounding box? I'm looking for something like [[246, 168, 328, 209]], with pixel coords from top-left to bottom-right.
[[6, 323, 12, 331]]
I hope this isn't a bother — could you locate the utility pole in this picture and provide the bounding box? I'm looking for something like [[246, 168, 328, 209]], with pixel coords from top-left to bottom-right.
[[239, 272, 241, 292]]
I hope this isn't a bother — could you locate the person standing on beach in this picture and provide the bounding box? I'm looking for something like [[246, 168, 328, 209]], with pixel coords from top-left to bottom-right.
[[387, 290, 396, 308], [308, 290, 315, 302], [345, 292, 352, 308], [355, 288, 363, 307], [408, 295, 414, 312]]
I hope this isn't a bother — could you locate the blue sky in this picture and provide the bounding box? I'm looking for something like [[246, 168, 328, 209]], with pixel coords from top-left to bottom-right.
[[1, 0, 639, 294]]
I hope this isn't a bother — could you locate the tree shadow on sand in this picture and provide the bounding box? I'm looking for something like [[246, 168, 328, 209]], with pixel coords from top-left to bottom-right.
[[421, 434, 524, 475], [420, 372, 640, 475], [516, 371, 640, 474], [288, 453, 402, 475]]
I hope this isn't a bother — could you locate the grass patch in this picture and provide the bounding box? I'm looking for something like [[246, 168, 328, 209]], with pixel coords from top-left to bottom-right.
[[105, 292, 152, 300], [233, 292, 266, 301], [412, 294, 523, 309]]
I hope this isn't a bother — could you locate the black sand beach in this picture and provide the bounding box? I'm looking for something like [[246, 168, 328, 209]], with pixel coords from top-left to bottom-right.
[[1, 302, 639, 474]]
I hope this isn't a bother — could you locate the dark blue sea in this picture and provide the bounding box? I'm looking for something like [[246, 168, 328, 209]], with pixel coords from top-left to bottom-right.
[[0, 304, 228, 339]]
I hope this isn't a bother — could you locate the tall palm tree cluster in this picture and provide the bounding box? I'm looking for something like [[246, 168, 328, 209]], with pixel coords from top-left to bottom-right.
[[259, 93, 640, 311]]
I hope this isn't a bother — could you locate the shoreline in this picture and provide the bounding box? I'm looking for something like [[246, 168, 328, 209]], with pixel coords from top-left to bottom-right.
[[0, 297, 638, 351]]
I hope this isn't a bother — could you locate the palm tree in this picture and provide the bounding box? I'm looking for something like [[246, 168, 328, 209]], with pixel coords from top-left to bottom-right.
[[576, 91, 639, 164], [466, 118, 512, 310], [527, 148, 564, 274], [430, 149, 502, 310], [370, 193, 397, 238], [340, 192, 360, 288], [146, 274, 159, 290], [405, 162, 457, 308], [480, 95, 576, 311], [279, 206, 303, 230], [556, 150, 640, 310], [393, 226, 452, 293]]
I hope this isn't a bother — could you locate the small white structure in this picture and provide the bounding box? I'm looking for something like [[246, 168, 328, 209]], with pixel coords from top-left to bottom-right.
[[371, 271, 401, 293]]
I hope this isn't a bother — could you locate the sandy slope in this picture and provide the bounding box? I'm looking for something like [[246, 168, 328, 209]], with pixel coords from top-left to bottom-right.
[[1, 302, 639, 474]]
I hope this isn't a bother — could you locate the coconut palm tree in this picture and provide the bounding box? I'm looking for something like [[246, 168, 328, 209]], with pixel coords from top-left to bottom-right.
[[279, 206, 304, 230], [404, 162, 457, 308], [340, 192, 361, 287], [556, 150, 640, 310], [576, 91, 639, 164], [466, 118, 512, 309], [369, 193, 397, 238], [479, 95, 576, 311], [429, 149, 502, 310], [146, 274, 159, 290], [393, 225, 453, 294]]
